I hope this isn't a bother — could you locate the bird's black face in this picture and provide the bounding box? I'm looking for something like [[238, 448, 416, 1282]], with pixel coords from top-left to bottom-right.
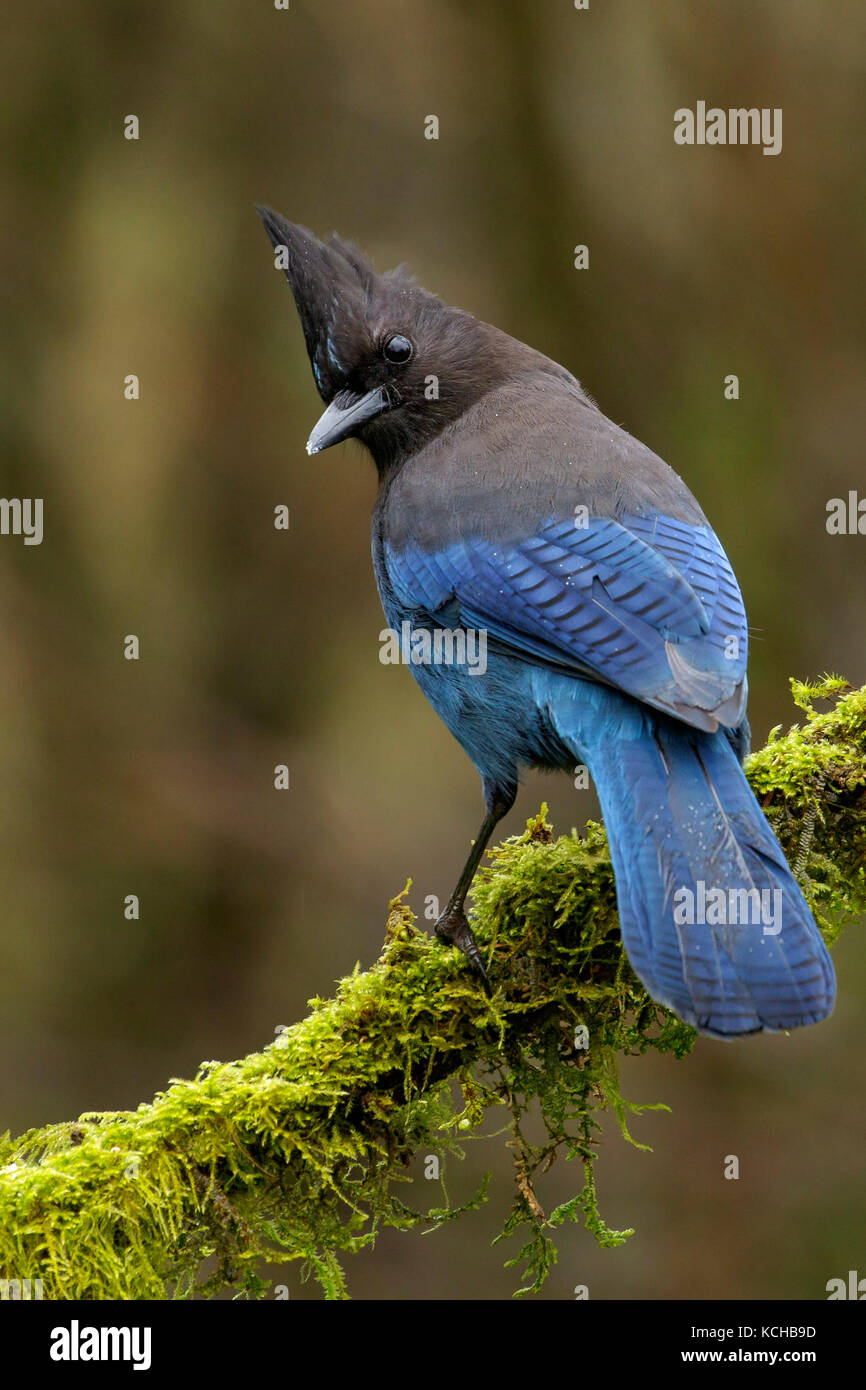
[[257, 206, 517, 471], [301, 320, 425, 460]]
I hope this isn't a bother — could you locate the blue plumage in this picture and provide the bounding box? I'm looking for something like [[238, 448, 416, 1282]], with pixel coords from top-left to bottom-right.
[[383, 510, 748, 730], [257, 206, 836, 1038], [541, 678, 834, 1035], [376, 508, 833, 1036]]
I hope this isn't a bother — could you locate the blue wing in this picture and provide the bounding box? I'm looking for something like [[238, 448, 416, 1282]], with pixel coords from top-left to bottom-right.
[[384, 511, 748, 732]]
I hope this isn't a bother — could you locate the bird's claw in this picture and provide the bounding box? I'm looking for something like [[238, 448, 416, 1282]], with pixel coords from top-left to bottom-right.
[[434, 907, 491, 994]]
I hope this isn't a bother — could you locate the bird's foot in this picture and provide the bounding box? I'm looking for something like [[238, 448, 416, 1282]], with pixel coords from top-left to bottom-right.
[[434, 906, 490, 994]]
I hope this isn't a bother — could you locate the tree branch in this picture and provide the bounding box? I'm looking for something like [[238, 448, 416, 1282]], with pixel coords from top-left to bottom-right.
[[1, 677, 864, 1300]]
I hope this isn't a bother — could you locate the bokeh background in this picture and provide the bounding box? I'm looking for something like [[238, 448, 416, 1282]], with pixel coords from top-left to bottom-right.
[[2, 0, 864, 1299]]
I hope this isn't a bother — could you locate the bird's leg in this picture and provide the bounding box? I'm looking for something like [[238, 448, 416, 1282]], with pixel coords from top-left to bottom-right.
[[434, 783, 515, 992], [434, 810, 499, 986]]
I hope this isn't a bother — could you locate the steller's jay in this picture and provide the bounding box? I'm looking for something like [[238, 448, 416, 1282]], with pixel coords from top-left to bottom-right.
[[257, 206, 835, 1039]]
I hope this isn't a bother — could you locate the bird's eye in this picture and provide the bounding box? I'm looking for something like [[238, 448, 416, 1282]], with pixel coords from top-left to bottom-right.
[[383, 334, 413, 365]]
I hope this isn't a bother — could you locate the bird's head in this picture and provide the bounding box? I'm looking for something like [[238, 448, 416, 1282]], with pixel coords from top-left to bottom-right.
[[256, 207, 539, 471]]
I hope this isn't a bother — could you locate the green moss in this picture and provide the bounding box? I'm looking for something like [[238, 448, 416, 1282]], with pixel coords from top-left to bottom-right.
[[0, 677, 863, 1300], [747, 676, 866, 941]]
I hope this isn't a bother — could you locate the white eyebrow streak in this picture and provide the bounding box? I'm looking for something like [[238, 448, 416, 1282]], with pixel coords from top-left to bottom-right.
[[326, 336, 345, 372]]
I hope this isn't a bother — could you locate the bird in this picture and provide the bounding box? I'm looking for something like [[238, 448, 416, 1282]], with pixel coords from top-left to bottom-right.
[[256, 205, 836, 1039]]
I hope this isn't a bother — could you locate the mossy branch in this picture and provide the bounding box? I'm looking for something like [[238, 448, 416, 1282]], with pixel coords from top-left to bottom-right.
[[1, 677, 864, 1300]]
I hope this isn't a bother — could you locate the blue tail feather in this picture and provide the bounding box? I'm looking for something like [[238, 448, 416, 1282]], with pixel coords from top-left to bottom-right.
[[543, 679, 836, 1037]]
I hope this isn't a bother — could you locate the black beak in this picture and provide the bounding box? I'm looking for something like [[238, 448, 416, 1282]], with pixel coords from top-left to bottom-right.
[[306, 385, 395, 454]]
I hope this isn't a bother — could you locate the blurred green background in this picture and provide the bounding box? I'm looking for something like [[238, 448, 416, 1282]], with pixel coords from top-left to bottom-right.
[[1, 0, 864, 1299]]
